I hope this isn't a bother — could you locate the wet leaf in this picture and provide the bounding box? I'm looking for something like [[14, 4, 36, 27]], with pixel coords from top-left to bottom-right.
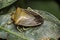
[[0, 7, 60, 40], [0, 0, 16, 9]]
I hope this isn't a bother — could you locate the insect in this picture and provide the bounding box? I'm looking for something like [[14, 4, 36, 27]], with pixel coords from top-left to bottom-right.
[[11, 7, 44, 31]]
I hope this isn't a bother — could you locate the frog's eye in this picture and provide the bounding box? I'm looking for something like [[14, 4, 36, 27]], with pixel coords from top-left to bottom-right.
[[11, 7, 44, 27]]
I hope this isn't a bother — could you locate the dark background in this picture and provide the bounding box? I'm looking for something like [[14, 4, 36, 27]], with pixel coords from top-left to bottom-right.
[[0, 0, 60, 20], [26, 0, 60, 20], [21, 0, 60, 20]]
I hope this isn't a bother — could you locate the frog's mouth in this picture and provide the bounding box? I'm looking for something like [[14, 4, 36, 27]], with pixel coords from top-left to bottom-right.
[[11, 7, 44, 27]]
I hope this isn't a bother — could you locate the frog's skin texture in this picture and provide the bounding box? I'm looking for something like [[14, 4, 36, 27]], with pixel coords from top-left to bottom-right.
[[0, 7, 60, 40], [0, 0, 16, 9], [11, 7, 44, 27]]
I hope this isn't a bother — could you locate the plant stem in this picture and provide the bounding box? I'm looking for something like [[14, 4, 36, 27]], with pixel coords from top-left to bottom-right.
[[0, 26, 29, 40]]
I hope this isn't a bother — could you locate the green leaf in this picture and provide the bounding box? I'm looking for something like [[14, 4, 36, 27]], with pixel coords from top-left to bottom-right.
[[0, 7, 60, 40], [0, 0, 16, 9]]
